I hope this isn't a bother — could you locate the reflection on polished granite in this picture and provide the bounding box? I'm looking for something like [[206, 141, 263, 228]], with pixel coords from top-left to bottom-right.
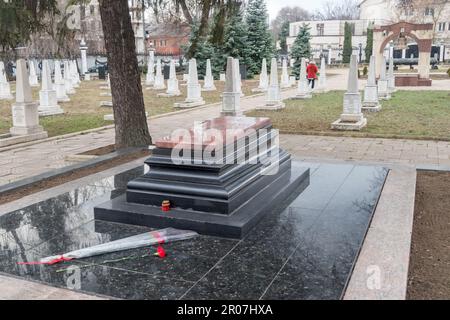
[[0, 163, 388, 300]]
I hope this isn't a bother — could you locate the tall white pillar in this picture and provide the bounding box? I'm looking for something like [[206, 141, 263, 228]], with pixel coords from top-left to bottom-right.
[[332, 55, 367, 130], [80, 38, 88, 77], [10, 59, 47, 138]]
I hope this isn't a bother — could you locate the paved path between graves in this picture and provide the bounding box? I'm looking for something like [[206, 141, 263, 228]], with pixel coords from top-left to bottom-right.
[[0, 275, 107, 300], [1, 70, 450, 185]]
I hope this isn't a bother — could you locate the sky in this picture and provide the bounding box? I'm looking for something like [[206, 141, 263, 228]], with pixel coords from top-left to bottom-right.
[[266, 0, 328, 21]]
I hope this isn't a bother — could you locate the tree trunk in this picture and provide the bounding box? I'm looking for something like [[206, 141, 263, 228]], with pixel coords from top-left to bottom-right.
[[99, 0, 152, 148], [177, 0, 194, 25]]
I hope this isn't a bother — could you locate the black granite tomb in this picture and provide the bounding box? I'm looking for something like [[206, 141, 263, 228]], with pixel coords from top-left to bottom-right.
[[94, 117, 310, 239]]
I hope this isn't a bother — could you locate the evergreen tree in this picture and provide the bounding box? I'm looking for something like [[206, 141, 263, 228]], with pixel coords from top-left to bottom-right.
[[290, 23, 311, 78], [186, 24, 218, 79], [342, 22, 353, 64], [219, 9, 253, 77], [245, 0, 275, 75], [278, 21, 290, 55], [365, 26, 374, 62], [0, 0, 59, 50]]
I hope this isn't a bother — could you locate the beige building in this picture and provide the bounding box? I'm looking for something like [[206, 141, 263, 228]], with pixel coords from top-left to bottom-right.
[[359, 0, 450, 60], [288, 0, 450, 63], [287, 20, 375, 63]]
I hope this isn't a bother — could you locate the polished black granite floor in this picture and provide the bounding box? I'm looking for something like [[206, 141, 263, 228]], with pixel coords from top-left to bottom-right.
[[0, 162, 388, 300]]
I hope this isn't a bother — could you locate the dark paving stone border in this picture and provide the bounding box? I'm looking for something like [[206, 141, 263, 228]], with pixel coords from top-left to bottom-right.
[[0, 147, 148, 196]]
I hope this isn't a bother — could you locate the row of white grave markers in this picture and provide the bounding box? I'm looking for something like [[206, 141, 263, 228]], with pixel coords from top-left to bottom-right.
[[1, 59, 81, 116], [294, 58, 312, 99], [332, 54, 398, 131], [158, 60, 181, 97], [253, 58, 268, 92], [362, 55, 397, 112], [362, 56, 382, 111], [332, 55, 367, 131], [0, 62, 13, 100], [9, 59, 48, 141], [222, 57, 242, 116], [38, 60, 64, 116], [261, 58, 285, 110], [174, 58, 205, 108]]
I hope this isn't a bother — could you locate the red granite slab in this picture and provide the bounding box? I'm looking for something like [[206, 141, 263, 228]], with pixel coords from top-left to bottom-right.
[[155, 116, 272, 149]]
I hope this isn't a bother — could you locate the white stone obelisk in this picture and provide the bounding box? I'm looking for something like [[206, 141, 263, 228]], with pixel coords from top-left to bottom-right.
[[158, 60, 181, 97], [145, 51, 155, 86], [315, 57, 329, 93], [257, 58, 285, 110], [387, 57, 396, 93], [174, 58, 205, 108], [221, 57, 242, 116], [252, 58, 268, 92], [63, 61, 75, 95], [80, 38, 89, 80], [10, 59, 48, 139], [152, 59, 166, 90], [377, 58, 390, 100], [362, 56, 381, 112], [54, 61, 70, 102], [202, 59, 216, 91], [234, 59, 244, 97], [220, 73, 226, 82], [70, 60, 80, 88], [0, 62, 13, 100], [289, 76, 297, 87], [280, 58, 290, 88], [294, 58, 312, 99], [332, 55, 367, 131], [28, 61, 39, 87], [38, 60, 64, 116]]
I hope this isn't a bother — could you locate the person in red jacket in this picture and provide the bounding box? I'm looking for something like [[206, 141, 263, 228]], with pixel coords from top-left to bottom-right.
[[306, 60, 319, 89]]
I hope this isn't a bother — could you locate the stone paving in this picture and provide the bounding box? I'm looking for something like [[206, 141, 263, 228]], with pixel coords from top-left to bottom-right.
[[0, 70, 449, 185]]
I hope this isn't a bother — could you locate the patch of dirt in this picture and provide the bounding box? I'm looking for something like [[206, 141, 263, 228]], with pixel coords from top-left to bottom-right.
[[0, 149, 151, 206], [80, 144, 116, 156], [407, 171, 450, 300]]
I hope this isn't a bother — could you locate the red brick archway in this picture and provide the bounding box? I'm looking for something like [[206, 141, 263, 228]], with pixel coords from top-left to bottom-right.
[[375, 22, 433, 54], [373, 22, 434, 83]]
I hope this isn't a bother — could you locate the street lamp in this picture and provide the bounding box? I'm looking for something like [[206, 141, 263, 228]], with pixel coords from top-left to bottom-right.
[[359, 43, 363, 63]]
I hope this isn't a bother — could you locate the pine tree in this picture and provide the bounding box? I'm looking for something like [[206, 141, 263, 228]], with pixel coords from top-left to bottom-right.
[[245, 0, 275, 76], [0, 0, 59, 50], [185, 22, 215, 78], [365, 26, 374, 62], [290, 23, 311, 78], [278, 21, 290, 55], [219, 9, 253, 77], [342, 22, 353, 64]]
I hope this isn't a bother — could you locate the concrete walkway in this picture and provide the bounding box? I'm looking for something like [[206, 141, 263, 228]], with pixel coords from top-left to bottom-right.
[[1, 71, 449, 186], [0, 275, 106, 300]]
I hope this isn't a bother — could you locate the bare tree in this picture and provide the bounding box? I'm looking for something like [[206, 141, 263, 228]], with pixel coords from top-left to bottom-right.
[[270, 6, 310, 40], [313, 0, 360, 20], [394, 0, 449, 40]]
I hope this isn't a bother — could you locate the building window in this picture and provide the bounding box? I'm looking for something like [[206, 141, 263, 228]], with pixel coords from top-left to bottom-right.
[[438, 22, 446, 31], [425, 7, 434, 16], [317, 23, 325, 36]]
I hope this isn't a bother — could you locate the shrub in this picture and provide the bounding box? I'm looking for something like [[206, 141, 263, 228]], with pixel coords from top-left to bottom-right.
[[447, 68, 450, 78]]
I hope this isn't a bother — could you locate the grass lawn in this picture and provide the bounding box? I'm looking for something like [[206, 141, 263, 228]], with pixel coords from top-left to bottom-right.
[[247, 90, 450, 141], [0, 77, 258, 138]]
